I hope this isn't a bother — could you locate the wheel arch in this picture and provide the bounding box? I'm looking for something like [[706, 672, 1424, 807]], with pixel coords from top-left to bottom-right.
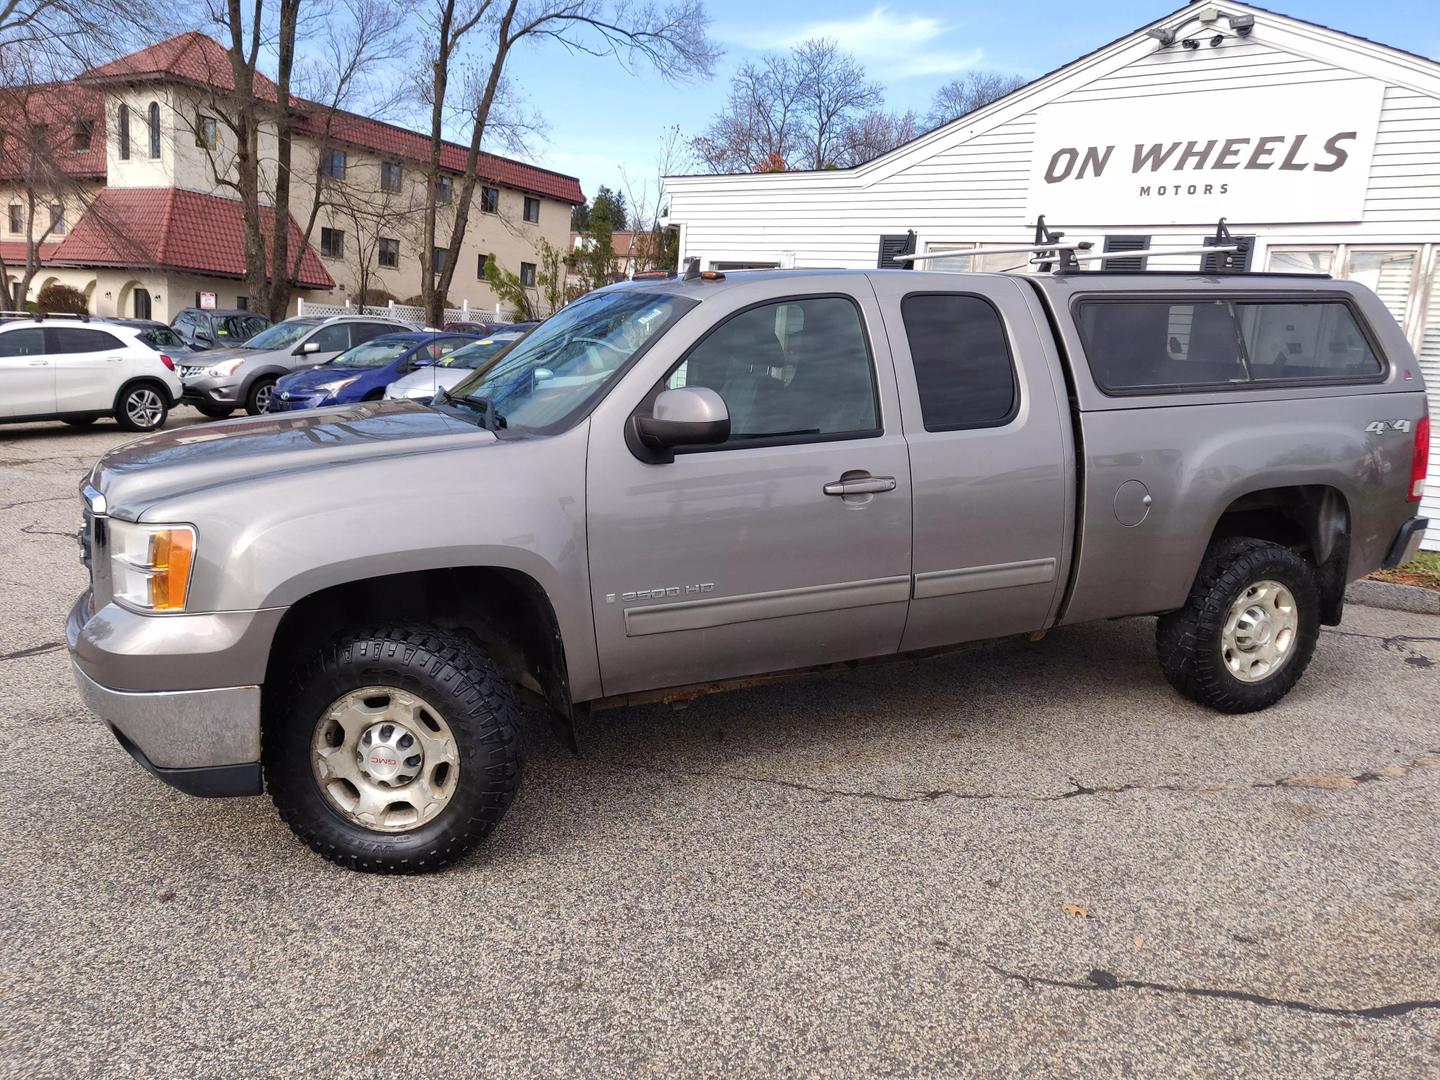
[[263, 566, 575, 727], [1206, 484, 1351, 625]]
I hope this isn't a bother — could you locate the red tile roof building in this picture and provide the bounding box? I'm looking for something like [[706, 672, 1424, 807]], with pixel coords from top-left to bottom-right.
[[2, 32, 582, 318]]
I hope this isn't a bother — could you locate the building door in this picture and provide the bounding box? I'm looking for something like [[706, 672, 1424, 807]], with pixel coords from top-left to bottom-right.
[[133, 288, 152, 320]]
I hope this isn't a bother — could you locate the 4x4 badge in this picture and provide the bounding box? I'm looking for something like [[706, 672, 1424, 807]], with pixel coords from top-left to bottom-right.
[[1365, 419, 1412, 434]]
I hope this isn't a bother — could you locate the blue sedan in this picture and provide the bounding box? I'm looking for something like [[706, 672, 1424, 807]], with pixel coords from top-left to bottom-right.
[[270, 332, 480, 411]]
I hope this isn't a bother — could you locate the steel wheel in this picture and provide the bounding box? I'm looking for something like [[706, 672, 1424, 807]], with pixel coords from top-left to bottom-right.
[[1220, 579, 1298, 683], [310, 685, 461, 832], [124, 387, 165, 429]]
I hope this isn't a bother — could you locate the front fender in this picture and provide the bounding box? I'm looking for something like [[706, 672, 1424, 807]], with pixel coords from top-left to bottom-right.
[[141, 422, 600, 702]]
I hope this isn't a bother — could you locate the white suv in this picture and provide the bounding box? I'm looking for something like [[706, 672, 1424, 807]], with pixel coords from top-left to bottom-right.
[[0, 317, 184, 432]]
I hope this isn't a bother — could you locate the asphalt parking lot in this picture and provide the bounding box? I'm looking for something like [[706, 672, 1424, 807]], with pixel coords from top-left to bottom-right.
[[2, 410, 1438, 1078]]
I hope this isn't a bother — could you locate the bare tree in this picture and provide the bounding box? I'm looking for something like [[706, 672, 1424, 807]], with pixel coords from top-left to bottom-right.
[[926, 71, 1026, 127], [192, 0, 407, 320], [691, 38, 884, 173], [690, 52, 802, 174], [835, 108, 922, 167], [416, 0, 718, 325], [621, 123, 685, 272], [0, 0, 160, 68]]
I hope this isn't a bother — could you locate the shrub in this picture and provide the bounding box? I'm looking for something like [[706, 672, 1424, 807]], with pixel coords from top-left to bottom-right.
[[36, 282, 88, 314]]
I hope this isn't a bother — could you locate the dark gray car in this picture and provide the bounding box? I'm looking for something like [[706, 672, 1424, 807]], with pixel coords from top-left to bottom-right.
[[69, 268, 1430, 873], [170, 308, 272, 351], [178, 314, 413, 416]]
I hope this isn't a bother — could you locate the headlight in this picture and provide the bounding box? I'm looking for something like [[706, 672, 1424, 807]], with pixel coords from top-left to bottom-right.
[[315, 376, 359, 395], [109, 521, 196, 612], [204, 358, 246, 377]]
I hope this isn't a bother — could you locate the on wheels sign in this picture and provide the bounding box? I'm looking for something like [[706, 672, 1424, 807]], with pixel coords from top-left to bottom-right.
[[1026, 80, 1383, 225]]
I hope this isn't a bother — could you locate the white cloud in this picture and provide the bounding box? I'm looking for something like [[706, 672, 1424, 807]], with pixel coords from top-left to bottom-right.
[[716, 5, 985, 78]]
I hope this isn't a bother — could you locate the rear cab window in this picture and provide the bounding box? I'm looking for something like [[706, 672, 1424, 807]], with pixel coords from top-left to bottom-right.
[[1076, 296, 1384, 393], [900, 293, 1018, 430]]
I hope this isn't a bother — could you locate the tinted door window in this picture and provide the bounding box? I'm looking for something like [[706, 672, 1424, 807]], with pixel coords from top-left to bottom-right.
[[666, 296, 878, 444], [347, 323, 395, 347], [0, 328, 46, 356], [51, 328, 124, 353], [901, 294, 1017, 430], [308, 324, 352, 352]]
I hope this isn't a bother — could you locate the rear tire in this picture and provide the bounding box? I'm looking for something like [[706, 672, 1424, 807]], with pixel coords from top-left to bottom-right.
[[113, 383, 170, 432], [1156, 537, 1320, 713], [244, 377, 276, 415], [195, 402, 234, 419], [264, 624, 524, 874]]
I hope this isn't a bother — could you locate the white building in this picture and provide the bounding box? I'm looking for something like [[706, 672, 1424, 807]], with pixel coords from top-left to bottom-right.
[[663, 1, 1440, 549]]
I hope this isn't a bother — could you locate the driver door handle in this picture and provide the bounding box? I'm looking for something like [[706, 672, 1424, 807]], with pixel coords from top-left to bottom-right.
[[823, 475, 896, 497]]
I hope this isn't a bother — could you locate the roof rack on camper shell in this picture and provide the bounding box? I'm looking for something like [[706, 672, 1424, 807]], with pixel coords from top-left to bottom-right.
[[893, 216, 1259, 274]]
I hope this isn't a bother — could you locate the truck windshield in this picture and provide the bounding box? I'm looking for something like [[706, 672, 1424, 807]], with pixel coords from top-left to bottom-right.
[[444, 290, 692, 433]]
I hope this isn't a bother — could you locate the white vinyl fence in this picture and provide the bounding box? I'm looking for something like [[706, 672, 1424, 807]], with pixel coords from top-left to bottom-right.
[[295, 298, 515, 327]]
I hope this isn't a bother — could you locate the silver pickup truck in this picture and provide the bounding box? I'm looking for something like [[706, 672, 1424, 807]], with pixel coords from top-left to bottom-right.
[[68, 267, 1431, 873]]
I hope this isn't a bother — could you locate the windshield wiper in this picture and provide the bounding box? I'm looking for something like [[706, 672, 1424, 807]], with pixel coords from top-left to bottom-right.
[[438, 387, 507, 430]]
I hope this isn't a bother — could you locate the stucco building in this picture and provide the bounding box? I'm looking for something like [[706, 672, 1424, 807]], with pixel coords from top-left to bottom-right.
[[0, 33, 583, 319]]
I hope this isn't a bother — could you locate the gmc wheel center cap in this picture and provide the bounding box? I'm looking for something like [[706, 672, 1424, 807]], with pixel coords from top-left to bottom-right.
[[357, 724, 416, 782]]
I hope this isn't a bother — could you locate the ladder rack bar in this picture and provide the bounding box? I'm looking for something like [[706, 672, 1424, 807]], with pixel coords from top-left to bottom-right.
[[895, 243, 1087, 263], [1052, 244, 1238, 265]]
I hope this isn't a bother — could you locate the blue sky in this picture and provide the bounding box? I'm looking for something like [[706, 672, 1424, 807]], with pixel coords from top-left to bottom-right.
[[494, 0, 1439, 210]]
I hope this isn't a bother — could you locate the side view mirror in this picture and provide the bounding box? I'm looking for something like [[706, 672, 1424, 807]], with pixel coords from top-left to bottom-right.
[[533, 367, 554, 382], [298, 340, 320, 355], [412, 356, 435, 368], [633, 387, 730, 462]]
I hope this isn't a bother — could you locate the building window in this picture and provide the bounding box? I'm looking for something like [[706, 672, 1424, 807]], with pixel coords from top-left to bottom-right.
[[196, 114, 218, 149], [148, 101, 160, 159], [7, 204, 21, 234], [235, 295, 248, 310], [435, 175, 453, 205], [380, 161, 403, 192], [431, 246, 448, 273], [72, 119, 93, 153], [481, 186, 498, 214], [523, 196, 539, 224], [519, 261, 536, 287], [476, 253, 488, 279], [49, 204, 66, 236], [321, 149, 347, 180], [320, 227, 345, 258], [378, 237, 399, 268], [117, 104, 130, 160]]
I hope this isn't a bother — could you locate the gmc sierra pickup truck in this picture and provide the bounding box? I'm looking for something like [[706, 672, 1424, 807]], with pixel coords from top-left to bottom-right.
[[68, 267, 1431, 873]]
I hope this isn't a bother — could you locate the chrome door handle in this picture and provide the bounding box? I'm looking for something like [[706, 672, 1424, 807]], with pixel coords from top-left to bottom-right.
[[823, 475, 896, 497], [27, 359, 48, 366], [105, 356, 125, 362]]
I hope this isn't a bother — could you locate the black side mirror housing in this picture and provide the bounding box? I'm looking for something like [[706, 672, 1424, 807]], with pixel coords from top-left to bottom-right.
[[632, 387, 730, 463]]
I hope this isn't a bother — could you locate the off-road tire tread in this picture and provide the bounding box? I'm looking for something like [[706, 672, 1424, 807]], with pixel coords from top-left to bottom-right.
[[1156, 537, 1320, 713], [264, 623, 523, 874]]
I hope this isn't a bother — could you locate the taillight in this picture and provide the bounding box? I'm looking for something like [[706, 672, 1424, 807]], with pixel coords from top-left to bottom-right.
[[1409, 414, 1429, 503], [159, 353, 175, 371]]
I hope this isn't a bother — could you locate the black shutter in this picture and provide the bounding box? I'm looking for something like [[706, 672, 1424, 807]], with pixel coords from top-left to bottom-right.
[[1201, 234, 1253, 273], [1102, 234, 1150, 271], [877, 231, 916, 270]]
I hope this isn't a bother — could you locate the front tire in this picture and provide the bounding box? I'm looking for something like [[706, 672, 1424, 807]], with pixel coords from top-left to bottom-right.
[[245, 377, 276, 415], [114, 383, 170, 432], [264, 624, 523, 873], [1156, 537, 1320, 713]]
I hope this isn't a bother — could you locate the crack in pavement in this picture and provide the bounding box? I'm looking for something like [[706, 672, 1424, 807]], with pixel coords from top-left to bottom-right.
[[0, 642, 65, 662], [613, 750, 1440, 806], [987, 964, 1440, 1021], [0, 495, 73, 513], [20, 523, 77, 539]]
